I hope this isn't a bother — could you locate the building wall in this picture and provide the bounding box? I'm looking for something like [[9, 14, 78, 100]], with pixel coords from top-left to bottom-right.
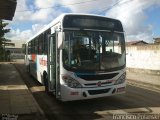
[[5, 48, 25, 61], [126, 44, 160, 74]]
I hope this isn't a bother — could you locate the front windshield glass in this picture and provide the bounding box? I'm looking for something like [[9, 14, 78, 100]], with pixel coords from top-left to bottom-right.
[[63, 31, 125, 71]]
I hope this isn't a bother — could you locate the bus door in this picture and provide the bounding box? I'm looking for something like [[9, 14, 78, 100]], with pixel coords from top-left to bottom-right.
[[47, 33, 60, 99]]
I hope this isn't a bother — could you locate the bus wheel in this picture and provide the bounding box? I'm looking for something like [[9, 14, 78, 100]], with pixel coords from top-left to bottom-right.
[[27, 65, 30, 73], [27, 65, 32, 77], [43, 72, 49, 93]]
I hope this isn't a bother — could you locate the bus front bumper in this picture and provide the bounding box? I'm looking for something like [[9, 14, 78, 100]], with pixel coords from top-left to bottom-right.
[[60, 82, 126, 101]]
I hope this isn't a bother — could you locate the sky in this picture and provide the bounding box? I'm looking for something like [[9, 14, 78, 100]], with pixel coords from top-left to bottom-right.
[[5, 0, 160, 43]]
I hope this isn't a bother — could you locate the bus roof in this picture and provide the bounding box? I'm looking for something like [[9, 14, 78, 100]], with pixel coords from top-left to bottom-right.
[[26, 13, 122, 43]]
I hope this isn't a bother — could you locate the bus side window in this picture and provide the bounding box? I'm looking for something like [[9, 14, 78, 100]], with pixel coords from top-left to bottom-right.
[[43, 29, 51, 54], [41, 33, 44, 54], [31, 40, 35, 54], [35, 38, 38, 54], [28, 42, 31, 54], [38, 34, 43, 54], [43, 32, 47, 54]]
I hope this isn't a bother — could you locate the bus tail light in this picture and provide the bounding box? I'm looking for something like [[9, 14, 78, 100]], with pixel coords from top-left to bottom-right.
[[62, 75, 82, 88]]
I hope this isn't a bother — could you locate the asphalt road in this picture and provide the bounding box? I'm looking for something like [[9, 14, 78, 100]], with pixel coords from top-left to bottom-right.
[[14, 63, 160, 120]]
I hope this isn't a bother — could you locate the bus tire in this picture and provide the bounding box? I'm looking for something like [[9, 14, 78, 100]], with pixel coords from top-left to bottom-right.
[[27, 65, 30, 73], [43, 72, 49, 93], [27, 64, 31, 76]]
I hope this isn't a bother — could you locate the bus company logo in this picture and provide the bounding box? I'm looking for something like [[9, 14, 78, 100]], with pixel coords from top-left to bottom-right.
[[97, 81, 102, 87]]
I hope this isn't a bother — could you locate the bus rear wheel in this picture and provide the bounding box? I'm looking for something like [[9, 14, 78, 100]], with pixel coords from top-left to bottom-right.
[[43, 72, 49, 93], [27, 65, 30, 73]]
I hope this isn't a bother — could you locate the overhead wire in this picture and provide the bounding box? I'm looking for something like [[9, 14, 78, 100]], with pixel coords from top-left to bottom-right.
[[91, 0, 123, 14], [91, 0, 134, 14], [16, 0, 99, 12]]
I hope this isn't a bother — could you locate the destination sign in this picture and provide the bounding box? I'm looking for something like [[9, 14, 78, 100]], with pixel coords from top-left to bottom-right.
[[63, 15, 123, 31]]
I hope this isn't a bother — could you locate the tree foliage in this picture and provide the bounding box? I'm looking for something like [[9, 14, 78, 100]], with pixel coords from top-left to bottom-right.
[[0, 20, 10, 61]]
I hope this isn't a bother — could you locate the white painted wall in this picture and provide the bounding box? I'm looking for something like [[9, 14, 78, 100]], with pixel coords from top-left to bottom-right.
[[126, 45, 160, 70]]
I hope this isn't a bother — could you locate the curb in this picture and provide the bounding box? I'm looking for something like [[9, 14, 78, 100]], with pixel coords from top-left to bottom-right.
[[13, 63, 48, 120]]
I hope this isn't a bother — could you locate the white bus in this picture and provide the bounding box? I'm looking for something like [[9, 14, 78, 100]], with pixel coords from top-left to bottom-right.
[[25, 13, 126, 101]]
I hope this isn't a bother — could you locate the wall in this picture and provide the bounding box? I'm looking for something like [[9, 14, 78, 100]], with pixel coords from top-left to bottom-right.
[[126, 44, 160, 75], [5, 48, 25, 62]]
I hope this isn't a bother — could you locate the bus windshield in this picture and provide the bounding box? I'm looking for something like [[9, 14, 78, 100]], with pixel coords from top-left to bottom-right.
[[63, 31, 125, 71]]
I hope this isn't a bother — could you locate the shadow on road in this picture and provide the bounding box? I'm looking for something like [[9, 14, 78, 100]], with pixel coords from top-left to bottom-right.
[[15, 63, 160, 120]]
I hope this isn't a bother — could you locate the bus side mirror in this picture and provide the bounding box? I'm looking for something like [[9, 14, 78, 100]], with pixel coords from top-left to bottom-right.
[[55, 28, 61, 32], [51, 27, 61, 34]]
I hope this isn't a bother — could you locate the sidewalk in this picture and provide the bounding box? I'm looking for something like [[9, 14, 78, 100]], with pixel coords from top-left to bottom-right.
[[0, 63, 46, 120], [126, 71, 160, 91]]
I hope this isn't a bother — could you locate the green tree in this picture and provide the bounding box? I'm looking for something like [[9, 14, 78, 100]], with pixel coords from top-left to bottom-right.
[[0, 20, 10, 61]]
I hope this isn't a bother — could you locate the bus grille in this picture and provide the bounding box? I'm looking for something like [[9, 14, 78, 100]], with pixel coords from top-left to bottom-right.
[[88, 88, 111, 95], [84, 81, 112, 86], [76, 73, 118, 80]]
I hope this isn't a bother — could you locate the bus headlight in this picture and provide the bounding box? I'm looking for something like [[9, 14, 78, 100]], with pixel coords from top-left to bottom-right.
[[114, 73, 126, 85], [62, 75, 82, 88]]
